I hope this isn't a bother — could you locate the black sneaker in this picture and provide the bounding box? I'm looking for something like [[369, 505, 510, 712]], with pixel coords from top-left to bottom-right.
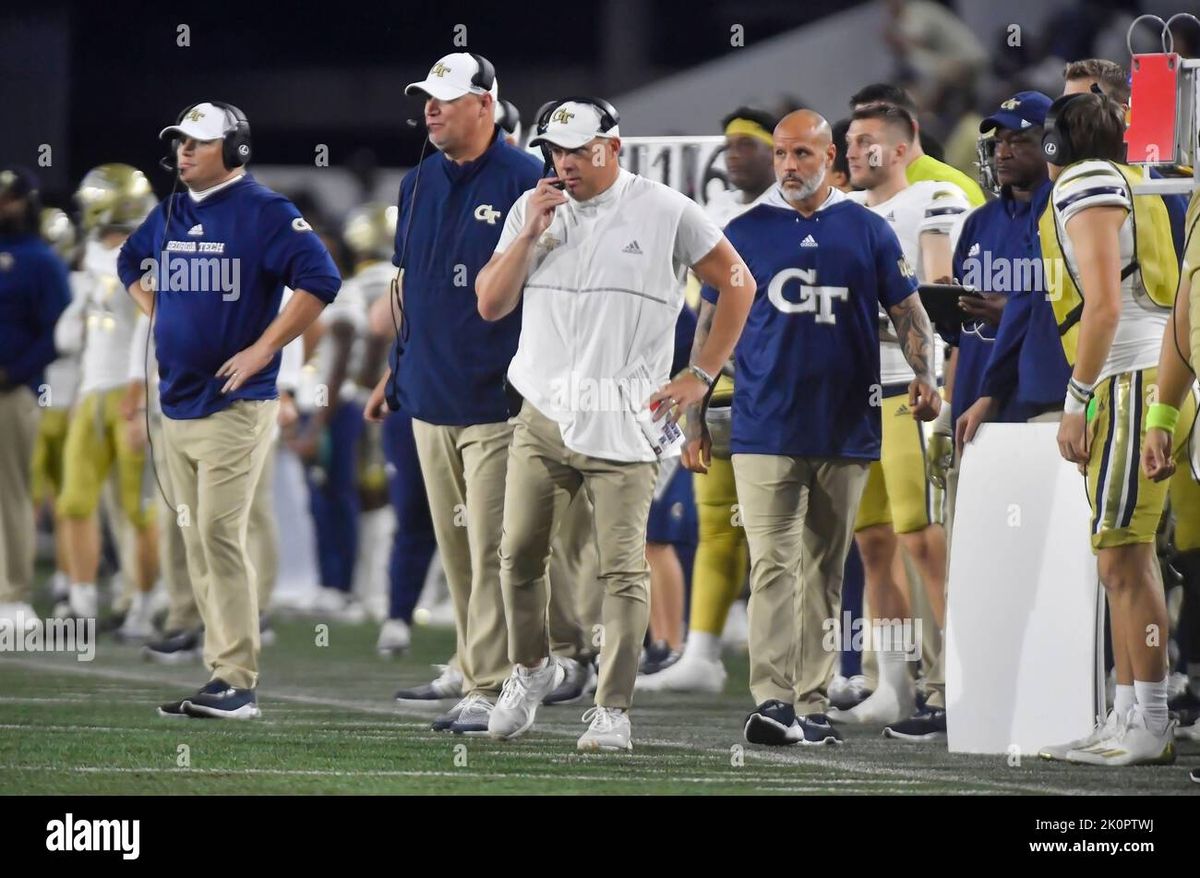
[[1168, 688, 1200, 727], [142, 628, 203, 664], [182, 679, 261, 720], [543, 657, 594, 705], [794, 713, 844, 745], [883, 706, 947, 741], [744, 699, 799, 746]]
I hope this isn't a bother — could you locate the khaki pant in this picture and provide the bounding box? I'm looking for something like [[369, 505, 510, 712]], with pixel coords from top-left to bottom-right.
[[154, 413, 279, 633], [161, 400, 277, 689], [0, 387, 40, 604], [924, 465, 958, 709], [412, 417, 512, 699], [548, 489, 603, 663], [500, 402, 656, 710], [733, 453, 869, 714]]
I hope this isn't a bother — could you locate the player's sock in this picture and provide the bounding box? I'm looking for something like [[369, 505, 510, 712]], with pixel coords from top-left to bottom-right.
[[1114, 683, 1134, 716], [1133, 677, 1169, 735], [1188, 663, 1200, 699], [687, 631, 721, 662], [69, 583, 98, 618]]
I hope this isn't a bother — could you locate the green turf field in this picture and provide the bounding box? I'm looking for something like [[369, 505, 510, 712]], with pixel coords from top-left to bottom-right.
[[2, 612, 1196, 795]]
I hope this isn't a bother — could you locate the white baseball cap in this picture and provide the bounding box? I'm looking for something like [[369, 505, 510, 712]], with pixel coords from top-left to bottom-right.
[[528, 101, 620, 150], [159, 102, 238, 141], [406, 53, 498, 102]]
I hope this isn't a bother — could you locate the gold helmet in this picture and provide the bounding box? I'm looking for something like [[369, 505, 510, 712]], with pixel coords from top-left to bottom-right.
[[75, 163, 156, 234], [39, 207, 78, 262], [343, 203, 397, 263]]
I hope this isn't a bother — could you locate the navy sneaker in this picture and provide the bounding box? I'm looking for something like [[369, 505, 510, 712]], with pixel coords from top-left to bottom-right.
[[142, 628, 203, 664], [794, 713, 844, 745], [156, 697, 190, 718], [182, 679, 261, 720], [744, 699, 799, 746], [883, 706, 947, 741], [639, 640, 673, 673]]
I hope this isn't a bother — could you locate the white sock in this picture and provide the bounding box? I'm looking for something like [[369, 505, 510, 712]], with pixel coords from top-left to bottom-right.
[[50, 571, 70, 598], [1113, 683, 1135, 716], [1187, 663, 1200, 698], [687, 631, 721, 663], [877, 649, 911, 694], [1133, 677, 1169, 734]]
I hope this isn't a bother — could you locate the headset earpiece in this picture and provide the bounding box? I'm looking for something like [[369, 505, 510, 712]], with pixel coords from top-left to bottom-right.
[[1042, 92, 1085, 166]]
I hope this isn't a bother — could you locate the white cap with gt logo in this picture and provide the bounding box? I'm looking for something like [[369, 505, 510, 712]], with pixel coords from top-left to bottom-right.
[[158, 102, 238, 141], [528, 101, 620, 150], [405, 53, 499, 102]]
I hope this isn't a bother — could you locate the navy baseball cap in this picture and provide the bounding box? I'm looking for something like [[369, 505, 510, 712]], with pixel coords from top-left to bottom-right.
[[0, 166, 40, 199], [979, 91, 1053, 134]]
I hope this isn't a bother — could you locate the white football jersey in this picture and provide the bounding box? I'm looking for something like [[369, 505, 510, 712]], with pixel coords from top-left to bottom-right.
[[849, 180, 970, 384], [73, 239, 142, 397], [1052, 160, 1165, 380]]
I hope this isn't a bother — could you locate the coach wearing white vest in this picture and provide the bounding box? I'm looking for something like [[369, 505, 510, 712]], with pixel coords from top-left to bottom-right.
[[476, 98, 754, 751]]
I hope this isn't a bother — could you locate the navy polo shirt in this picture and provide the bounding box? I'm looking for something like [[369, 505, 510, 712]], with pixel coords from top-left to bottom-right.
[[387, 126, 542, 425]]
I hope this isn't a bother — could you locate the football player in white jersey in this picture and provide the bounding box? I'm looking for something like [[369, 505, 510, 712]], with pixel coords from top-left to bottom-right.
[[54, 164, 159, 631], [33, 208, 82, 616], [831, 104, 968, 724], [1034, 91, 1186, 765]]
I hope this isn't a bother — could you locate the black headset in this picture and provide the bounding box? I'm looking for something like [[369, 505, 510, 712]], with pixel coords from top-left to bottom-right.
[[532, 96, 620, 170], [1042, 85, 1112, 167], [467, 53, 496, 95], [160, 100, 252, 171]]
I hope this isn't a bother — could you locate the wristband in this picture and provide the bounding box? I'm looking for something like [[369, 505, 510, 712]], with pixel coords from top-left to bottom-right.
[[689, 364, 716, 388], [1147, 402, 1180, 433]]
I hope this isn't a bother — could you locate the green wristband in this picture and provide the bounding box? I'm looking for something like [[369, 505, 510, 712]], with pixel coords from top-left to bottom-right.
[[1086, 396, 1098, 423], [1147, 402, 1180, 433]]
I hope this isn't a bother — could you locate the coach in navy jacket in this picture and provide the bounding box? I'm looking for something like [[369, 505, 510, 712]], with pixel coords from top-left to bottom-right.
[[119, 101, 340, 719], [0, 167, 71, 622], [364, 54, 542, 732]]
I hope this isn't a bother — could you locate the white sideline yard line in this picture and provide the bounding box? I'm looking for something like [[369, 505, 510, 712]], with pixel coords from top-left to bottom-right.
[[6, 764, 900, 793], [2, 657, 1101, 796]]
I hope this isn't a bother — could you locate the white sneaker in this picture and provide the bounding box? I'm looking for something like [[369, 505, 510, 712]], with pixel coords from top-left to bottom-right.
[[69, 584, 98, 619], [721, 600, 749, 650], [0, 602, 38, 634], [1039, 709, 1123, 761], [376, 619, 411, 657], [827, 679, 914, 725], [635, 651, 726, 693], [828, 674, 873, 710], [117, 601, 155, 641], [577, 706, 633, 752], [488, 659, 564, 740], [310, 587, 368, 623], [1065, 708, 1177, 766]]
